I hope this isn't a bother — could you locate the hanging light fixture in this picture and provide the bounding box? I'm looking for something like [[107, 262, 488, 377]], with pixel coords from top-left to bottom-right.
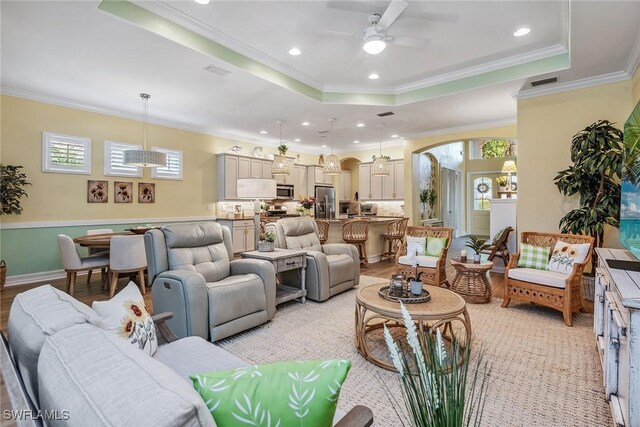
[[372, 123, 390, 176], [271, 120, 291, 177], [124, 93, 167, 168], [323, 118, 341, 176]]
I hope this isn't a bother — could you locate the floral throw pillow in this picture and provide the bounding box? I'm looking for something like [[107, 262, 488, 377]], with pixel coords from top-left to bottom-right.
[[547, 240, 591, 275], [406, 236, 426, 256], [92, 281, 157, 355], [191, 359, 351, 427]]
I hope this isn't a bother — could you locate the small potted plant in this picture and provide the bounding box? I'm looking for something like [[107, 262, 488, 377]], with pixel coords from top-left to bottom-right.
[[465, 235, 489, 262], [299, 196, 315, 216], [497, 175, 509, 192], [427, 188, 437, 218], [277, 144, 288, 155], [258, 231, 276, 252], [419, 189, 429, 219], [406, 260, 425, 296]]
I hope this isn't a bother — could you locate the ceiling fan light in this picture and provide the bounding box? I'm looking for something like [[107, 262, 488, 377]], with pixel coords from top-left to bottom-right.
[[363, 36, 386, 55]]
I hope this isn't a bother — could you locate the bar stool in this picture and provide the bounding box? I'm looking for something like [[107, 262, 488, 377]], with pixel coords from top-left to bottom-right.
[[381, 218, 409, 262], [342, 219, 370, 268], [315, 220, 330, 245]]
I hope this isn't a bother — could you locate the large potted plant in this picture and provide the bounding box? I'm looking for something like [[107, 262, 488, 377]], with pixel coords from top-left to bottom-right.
[[419, 189, 429, 219], [554, 120, 623, 300]]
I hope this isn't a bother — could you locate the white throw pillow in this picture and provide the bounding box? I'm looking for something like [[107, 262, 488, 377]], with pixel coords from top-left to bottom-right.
[[547, 240, 591, 275], [92, 282, 158, 355], [406, 236, 427, 257]]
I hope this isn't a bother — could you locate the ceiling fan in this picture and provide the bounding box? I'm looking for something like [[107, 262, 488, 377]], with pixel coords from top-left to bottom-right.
[[321, 0, 432, 55]]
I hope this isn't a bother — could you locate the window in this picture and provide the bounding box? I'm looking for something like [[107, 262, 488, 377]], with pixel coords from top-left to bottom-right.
[[470, 139, 518, 160], [151, 148, 183, 180], [473, 177, 492, 210], [42, 132, 91, 174], [104, 141, 142, 177]]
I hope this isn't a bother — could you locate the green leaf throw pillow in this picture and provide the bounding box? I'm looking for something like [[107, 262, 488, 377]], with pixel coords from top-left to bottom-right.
[[517, 243, 551, 270], [425, 237, 447, 257], [191, 359, 351, 427]]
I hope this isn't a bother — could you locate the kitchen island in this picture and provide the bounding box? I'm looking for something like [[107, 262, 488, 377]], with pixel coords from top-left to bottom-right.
[[322, 216, 406, 264]]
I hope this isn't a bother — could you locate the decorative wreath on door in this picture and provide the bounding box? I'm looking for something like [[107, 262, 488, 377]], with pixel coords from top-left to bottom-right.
[[476, 182, 490, 194]]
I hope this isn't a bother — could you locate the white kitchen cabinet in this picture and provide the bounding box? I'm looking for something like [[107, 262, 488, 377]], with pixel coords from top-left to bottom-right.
[[307, 165, 333, 195], [218, 219, 255, 253], [238, 157, 250, 179], [262, 160, 272, 179], [293, 165, 307, 199], [358, 160, 403, 200], [217, 154, 274, 200], [359, 163, 371, 200], [394, 161, 404, 200], [370, 175, 382, 199], [340, 171, 352, 201], [382, 163, 395, 200]]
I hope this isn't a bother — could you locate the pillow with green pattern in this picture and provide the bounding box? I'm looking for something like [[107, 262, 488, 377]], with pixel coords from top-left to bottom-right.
[[191, 359, 351, 427], [425, 237, 447, 257], [517, 243, 551, 270]]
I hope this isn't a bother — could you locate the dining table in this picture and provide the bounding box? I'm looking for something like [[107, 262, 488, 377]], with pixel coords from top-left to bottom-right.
[[73, 232, 135, 249]]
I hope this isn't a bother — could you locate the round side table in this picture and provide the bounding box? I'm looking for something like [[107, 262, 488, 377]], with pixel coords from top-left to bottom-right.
[[449, 258, 494, 303]]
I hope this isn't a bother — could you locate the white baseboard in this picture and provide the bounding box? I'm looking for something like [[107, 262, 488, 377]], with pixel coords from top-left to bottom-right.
[[367, 254, 382, 263], [5, 269, 90, 287]]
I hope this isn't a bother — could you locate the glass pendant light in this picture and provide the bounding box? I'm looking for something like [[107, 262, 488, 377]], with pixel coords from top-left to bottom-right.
[[323, 118, 341, 176], [372, 123, 390, 176], [124, 93, 167, 168], [271, 120, 291, 177]]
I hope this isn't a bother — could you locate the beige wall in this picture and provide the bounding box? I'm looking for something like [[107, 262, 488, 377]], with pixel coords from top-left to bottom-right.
[[0, 95, 316, 224], [516, 79, 635, 247]]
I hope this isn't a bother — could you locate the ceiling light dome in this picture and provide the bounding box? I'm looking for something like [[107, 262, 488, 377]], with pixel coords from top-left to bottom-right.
[[363, 34, 386, 55]]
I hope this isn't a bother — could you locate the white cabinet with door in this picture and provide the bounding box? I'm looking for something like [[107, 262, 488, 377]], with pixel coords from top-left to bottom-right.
[[340, 171, 352, 201], [217, 219, 255, 253], [217, 154, 273, 200], [294, 165, 307, 199], [307, 165, 333, 195], [358, 163, 371, 200], [358, 160, 403, 200], [238, 157, 250, 179]]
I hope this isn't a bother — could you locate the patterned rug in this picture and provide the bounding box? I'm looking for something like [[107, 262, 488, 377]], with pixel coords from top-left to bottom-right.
[[218, 276, 610, 426]]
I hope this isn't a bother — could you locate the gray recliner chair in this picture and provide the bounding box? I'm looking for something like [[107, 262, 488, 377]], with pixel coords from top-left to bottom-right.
[[145, 222, 276, 342], [266, 218, 359, 302]]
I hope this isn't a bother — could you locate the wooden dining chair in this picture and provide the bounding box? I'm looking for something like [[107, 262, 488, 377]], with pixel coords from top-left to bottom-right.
[[480, 226, 514, 265], [57, 235, 110, 296], [109, 235, 147, 298]]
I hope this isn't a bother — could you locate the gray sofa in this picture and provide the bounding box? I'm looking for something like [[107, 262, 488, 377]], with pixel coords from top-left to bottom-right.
[[266, 218, 359, 302], [144, 222, 276, 342], [1, 285, 373, 427]]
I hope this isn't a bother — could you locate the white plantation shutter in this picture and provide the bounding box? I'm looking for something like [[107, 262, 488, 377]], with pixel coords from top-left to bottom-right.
[[151, 148, 183, 180], [104, 141, 142, 177], [42, 132, 92, 174]]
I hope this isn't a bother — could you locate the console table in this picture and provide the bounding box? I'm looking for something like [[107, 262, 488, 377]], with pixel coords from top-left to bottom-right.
[[594, 248, 640, 427], [241, 249, 307, 305]]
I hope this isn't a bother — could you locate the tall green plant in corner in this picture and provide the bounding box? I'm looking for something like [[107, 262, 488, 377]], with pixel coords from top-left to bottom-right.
[[1, 164, 31, 215], [554, 120, 623, 270]]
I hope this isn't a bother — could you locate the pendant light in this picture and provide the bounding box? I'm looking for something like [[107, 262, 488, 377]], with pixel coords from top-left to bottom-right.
[[323, 118, 341, 176], [372, 123, 390, 176], [124, 93, 167, 168], [271, 120, 291, 177]]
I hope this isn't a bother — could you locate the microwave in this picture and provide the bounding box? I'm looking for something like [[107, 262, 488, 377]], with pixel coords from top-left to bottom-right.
[[276, 184, 294, 199]]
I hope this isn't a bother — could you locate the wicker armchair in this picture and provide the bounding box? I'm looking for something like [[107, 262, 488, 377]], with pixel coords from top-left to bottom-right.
[[394, 226, 453, 287], [502, 231, 594, 326]]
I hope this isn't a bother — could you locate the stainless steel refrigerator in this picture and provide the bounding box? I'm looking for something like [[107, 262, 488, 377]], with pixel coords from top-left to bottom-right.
[[315, 185, 335, 219]]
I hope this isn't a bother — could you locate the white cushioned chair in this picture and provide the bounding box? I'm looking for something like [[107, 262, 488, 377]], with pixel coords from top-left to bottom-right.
[[266, 217, 359, 302], [503, 231, 594, 326], [144, 222, 277, 341], [57, 234, 110, 296]]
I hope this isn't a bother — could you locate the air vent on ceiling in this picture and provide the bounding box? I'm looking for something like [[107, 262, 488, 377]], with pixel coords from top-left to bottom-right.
[[203, 65, 230, 77], [530, 77, 557, 87], [377, 111, 394, 117]]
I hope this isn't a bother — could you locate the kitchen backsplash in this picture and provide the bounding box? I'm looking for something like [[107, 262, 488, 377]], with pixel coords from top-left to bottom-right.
[[372, 201, 404, 216]]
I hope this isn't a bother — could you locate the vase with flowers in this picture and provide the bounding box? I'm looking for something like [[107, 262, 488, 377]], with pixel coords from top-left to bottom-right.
[[300, 196, 316, 216]]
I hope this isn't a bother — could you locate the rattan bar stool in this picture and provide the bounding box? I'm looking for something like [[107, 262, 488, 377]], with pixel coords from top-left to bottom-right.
[[380, 218, 408, 262], [315, 220, 330, 245], [342, 219, 370, 268]]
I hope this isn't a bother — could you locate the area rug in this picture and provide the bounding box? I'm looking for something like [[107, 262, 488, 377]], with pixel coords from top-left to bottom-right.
[[218, 275, 611, 426]]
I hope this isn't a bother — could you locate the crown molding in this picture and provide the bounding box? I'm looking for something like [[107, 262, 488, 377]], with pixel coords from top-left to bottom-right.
[[513, 71, 630, 100], [624, 31, 640, 78], [408, 118, 517, 141]]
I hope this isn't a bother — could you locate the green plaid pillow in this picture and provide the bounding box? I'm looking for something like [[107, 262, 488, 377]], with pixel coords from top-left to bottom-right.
[[517, 243, 550, 270]]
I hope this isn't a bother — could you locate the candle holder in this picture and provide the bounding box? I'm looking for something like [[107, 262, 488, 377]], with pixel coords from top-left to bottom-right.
[[461, 255, 467, 262]]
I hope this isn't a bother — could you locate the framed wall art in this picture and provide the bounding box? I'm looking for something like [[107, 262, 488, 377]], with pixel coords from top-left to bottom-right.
[[114, 181, 133, 203], [87, 180, 108, 203], [138, 182, 155, 203]]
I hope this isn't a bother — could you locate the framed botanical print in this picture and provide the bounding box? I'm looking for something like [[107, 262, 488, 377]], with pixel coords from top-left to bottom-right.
[[114, 181, 133, 203], [87, 180, 108, 203], [138, 182, 155, 203]]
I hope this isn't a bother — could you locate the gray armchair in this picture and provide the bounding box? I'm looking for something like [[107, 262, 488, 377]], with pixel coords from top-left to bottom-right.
[[266, 218, 359, 301], [145, 222, 276, 342]]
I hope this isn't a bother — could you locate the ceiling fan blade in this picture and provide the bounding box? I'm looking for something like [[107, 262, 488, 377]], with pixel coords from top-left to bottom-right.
[[397, 12, 459, 24], [318, 28, 361, 38], [389, 35, 431, 49], [325, 1, 381, 15], [377, 0, 408, 30], [349, 49, 368, 67]]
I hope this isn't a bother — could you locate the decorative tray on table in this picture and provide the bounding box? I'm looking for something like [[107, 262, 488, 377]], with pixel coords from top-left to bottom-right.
[[378, 286, 431, 304], [125, 227, 161, 234]]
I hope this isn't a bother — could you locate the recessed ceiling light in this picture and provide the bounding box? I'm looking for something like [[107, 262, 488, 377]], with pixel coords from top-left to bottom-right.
[[391, 134, 398, 138], [288, 47, 302, 56], [294, 138, 301, 142], [301, 121, 310, 126], [194, 0, 210, 4], [353, 140, 360, 144], [259, 130, 268, 134], [321, 144, 328, 148], [356, 123, 365, 128], [513, 27, 531, 37], [368, 73, 380, 80]]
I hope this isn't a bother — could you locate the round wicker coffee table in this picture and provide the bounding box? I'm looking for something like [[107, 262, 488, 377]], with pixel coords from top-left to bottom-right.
[[449, 258, 494, 304], [355, 282, 471, 371]]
